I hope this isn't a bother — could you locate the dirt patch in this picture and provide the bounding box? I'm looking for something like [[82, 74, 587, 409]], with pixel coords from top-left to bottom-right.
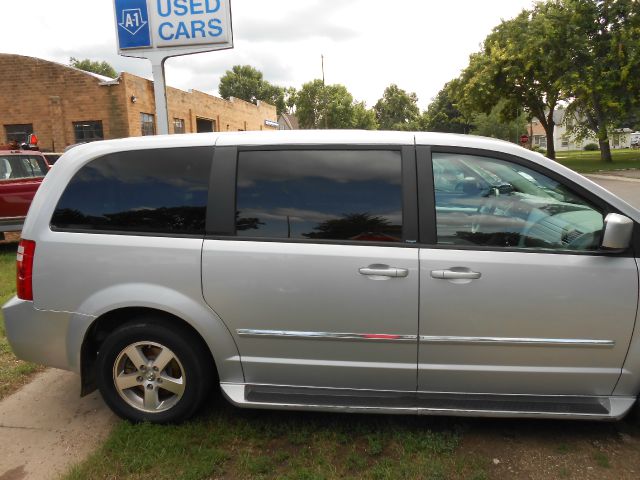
[[458, 417, 640, 479]]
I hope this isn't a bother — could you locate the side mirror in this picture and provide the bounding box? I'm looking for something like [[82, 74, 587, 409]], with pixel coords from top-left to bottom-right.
[[601, 213, 634, 250]]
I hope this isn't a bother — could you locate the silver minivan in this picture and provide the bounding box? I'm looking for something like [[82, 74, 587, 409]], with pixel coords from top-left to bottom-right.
[[4, 131, 640, 423]]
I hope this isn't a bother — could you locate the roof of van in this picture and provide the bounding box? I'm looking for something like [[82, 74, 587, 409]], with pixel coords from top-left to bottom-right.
[[69, 129, 523, 154]]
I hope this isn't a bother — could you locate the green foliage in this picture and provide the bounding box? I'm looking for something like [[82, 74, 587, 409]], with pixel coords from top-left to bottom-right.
[[352, 101, 379, 130], [218, 65, 291, 115], [560, 0, 640, 162], [556, 148, 640, 172], [296, 80, 377, 130], [455, 1, 576, 159], [374, 84, 420, 130], [584, 143, 600, 151], [69, 57, 117, 78], [593, 451, 610, 468], [65, 408, 481, 480], [471, 100, 527, 141], [421, 81, 473, 134], [218, 65, 264, 103], [531, 145, 547, 155]]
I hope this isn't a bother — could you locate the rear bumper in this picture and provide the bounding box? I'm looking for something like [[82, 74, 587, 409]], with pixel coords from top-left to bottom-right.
[[2, 296, 75, 371]]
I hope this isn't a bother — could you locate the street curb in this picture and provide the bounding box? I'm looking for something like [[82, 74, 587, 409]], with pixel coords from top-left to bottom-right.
[[586, 174, 640, 183]]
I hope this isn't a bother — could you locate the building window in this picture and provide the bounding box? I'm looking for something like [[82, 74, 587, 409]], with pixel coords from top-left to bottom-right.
[[73, 121, 104, 143], [4, 124, 33, 143], [141, 113, 155, 136], [173, 118, 185, 134], [196, 118, 215, 133]]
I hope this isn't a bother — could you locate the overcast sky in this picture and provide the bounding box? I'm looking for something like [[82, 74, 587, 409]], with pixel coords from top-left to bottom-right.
[[2, 0, 534, 110]]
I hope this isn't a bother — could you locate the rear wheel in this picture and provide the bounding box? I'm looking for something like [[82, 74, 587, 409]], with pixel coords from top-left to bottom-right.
[[96, 319, 212, 423]]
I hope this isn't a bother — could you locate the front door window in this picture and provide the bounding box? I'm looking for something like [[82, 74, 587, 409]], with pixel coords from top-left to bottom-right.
[[432, 153, 604, 251]]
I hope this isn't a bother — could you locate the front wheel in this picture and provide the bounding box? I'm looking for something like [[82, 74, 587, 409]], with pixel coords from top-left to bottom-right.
[[96, 319, 212, 423]]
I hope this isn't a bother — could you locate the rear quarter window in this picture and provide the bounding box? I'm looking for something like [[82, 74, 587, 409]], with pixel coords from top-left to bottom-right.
[[0, 155, 48, 179], [50, 147, 212, 235]]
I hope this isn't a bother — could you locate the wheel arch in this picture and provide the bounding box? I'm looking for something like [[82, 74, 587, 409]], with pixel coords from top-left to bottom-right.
[[78, 304, 243, 396]]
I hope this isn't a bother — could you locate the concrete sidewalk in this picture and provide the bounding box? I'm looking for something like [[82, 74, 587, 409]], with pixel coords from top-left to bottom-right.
[[0, 369, 116, 480]]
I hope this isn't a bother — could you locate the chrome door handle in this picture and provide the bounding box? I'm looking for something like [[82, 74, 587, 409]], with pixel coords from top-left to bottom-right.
[[431, 269, 481, 280], [359, 266, 409, 278]]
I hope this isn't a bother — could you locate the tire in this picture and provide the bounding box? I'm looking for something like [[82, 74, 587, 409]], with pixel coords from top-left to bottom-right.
[[96, 318, 213, 423]]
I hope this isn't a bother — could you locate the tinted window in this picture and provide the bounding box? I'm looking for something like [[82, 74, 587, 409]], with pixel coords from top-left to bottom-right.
[[51, 148, 211, 235], [0, 155, 47, 179], [432, 153, 604, 251], [236, 150, 403, 242]]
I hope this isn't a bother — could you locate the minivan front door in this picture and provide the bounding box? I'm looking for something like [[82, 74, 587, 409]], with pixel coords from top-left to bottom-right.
[[202, 147, 420, 391], [417, 150, 638, 396]]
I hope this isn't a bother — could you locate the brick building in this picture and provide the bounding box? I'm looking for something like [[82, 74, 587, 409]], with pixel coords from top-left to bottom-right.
[[0, 53, 277, 152]]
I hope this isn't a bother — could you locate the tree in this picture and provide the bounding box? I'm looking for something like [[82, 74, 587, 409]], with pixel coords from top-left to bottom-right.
[[456, 2, 576, 159], [561, 0, 640, 162], [296, 80, 377, 130], [374, 84, 420, 130], [472, 100, 528, 141], [352, 101, 379, 130], [219, 65, 264, 103], [218, 65, 291, 115], [422, 81, 474, 133], [69, 57, 117, 78]]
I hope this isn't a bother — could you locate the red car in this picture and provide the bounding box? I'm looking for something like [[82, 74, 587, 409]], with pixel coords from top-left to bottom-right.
[[0, 139, 51, 233]]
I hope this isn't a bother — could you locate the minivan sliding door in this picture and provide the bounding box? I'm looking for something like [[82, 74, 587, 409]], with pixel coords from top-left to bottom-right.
[[202, 146, 420, 392]]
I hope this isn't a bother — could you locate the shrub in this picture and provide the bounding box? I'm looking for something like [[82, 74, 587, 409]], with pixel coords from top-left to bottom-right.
[[584, 143, 599, 151], [531, 145, 546, 155]]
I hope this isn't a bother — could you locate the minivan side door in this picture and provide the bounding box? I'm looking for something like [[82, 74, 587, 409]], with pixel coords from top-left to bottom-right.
[[416, 146, 638, 396], [202, 146, 420, 391]]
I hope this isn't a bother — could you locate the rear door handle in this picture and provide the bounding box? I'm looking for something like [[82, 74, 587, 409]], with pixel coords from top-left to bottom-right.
[[431, 269, 481, 280], [359, 266, 409, 278]]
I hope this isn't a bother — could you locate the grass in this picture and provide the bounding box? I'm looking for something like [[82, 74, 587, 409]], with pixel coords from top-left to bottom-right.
[[0, 241, 42, 400], [555, 148, 640, 173], [64, 404, 485, 480], [593, 451, 611, 468]]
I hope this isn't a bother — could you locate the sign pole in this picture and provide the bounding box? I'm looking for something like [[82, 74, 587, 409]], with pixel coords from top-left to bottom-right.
[[151, 57, 169, 135]]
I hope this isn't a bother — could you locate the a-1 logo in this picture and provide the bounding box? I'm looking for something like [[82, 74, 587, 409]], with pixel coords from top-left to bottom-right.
[[115, 0, 152, 49], [119, 8, 148, 35]]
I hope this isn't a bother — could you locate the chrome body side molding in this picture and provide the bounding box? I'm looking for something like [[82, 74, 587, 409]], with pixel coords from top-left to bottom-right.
[[236, 329, 417, 342], [236, 329, 615, 348], [419, 336, 616, 348]]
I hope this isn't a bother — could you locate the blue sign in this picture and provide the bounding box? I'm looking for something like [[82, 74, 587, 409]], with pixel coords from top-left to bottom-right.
[[115, 0, 152, 49]]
